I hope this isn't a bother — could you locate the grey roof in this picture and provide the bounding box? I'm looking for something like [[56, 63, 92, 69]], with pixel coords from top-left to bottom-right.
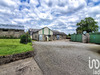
[[28, 28, 40, 35], [29, 28, 40, 33], [0, 24, 24, 30], [29, 27, 66, 35], [53, 30, 66, 35]]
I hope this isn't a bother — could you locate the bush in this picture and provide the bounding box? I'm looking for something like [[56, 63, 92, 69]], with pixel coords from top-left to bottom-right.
[[0, 35, 19, 39], [20, 34, 32, 44], [28, 38, 32, 42], [66, 35, 71, 39]]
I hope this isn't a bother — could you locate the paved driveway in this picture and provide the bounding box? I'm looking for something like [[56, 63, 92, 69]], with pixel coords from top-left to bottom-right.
[[33, 40, 100, 75]]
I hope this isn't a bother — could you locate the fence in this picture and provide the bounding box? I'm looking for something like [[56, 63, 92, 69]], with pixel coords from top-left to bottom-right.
[[71, 33, 100, 44], [89, 33, 100, 44], [71, 34, 82, 42]]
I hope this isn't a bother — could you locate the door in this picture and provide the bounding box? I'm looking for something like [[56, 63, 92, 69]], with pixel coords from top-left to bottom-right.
[[57, 35, 60, 40], [39, 35, 43, 41]]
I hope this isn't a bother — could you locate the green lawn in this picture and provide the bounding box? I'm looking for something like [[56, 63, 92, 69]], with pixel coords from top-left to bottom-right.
[[0, 39, 33, 56]]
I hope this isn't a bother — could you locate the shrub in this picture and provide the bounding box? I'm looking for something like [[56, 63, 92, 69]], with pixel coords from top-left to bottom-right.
[[20, 33, 32, 44], [0, 35, 19, 39], [66, 35, 71, 39], [28, 38, 32, 42]]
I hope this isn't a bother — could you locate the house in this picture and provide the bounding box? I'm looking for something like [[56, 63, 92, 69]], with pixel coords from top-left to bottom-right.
[[28, 27, 66, 41], [0, 24, 24, 38]]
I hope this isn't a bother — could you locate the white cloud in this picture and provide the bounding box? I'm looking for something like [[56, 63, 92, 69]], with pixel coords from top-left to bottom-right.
[[0, 0, 100, 34], [92, 0, 99, 2]]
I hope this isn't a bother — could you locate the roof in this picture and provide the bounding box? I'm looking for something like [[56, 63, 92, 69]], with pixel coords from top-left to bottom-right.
[[0, 24, 24, 30], [29, 27, 66, 35], [53, 30, 66, 35], [29, 28, 40, 33]]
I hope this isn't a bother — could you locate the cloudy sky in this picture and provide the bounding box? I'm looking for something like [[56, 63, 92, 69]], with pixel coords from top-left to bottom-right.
[[0, 0, 100, 34]]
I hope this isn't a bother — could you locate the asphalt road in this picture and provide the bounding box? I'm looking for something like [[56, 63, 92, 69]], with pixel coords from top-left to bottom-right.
[[33, 40, 100, 75]]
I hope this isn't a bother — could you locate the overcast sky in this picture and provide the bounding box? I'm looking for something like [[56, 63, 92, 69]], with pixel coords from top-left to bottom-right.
[[0, 0, 100, 34]]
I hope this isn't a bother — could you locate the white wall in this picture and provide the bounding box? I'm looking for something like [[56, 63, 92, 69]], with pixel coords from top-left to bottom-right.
[[38, 27, 53, 35]]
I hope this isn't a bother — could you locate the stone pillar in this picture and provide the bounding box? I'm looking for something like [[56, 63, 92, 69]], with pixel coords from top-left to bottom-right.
[[82, 34, 88, 43], [82, 33, 90, 43], [86, 33, 90, 43]]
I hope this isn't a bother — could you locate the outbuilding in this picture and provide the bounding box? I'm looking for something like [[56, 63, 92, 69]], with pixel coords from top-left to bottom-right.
[[29, 27, 66, 41], [0, 24, 24, 38]]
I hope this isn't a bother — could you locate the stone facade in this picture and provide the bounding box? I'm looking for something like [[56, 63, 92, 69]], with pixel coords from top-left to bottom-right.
[[29, 27, 66, 41], [0, 29, 24, 38]]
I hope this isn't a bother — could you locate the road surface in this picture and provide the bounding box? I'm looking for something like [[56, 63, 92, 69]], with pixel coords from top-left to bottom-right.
[[33, 40, 100, 75]]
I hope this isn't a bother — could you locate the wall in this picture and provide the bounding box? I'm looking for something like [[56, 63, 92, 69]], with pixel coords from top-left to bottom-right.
[[38, 27, 53, 41], [38, 27, 53, 35], [62, 35, 67, 39], [32, 27, 66, 41], [53, 35, 66, 40], [0, 29, 24, 38], [32, 32, 39, 41]]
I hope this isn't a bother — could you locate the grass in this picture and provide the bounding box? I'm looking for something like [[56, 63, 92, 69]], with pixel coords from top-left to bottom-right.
[[0, 39, 33, 56], [32, 40, 36, 41]]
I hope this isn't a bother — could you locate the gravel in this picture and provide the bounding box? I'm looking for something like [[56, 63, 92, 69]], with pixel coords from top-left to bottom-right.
[[34, 40, 100, 75]]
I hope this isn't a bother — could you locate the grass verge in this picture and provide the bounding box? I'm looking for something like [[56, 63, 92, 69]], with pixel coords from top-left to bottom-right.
[[0, 39, 33, 56]]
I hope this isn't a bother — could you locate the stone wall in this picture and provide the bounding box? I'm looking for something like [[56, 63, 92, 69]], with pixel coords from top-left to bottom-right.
[[52, 35, 66, 40], [0, 51, 34, 65], [82, 33, 90, 43], [32, 33, 39, 41], [0, 29, 24, 38]]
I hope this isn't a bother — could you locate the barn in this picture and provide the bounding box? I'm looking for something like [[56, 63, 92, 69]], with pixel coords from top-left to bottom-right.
[[0, 24, 24, 38], [28, 27, 66, 41]]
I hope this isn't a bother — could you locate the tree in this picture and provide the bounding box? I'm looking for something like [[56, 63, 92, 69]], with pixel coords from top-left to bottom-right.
[[76, 17, 99, 33], [68, 33, 71, 36]]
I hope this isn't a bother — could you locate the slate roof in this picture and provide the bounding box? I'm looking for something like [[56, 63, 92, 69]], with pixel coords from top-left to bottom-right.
[[29, 28, 66, 35], [52, 30, 66, 35], [0, 24, 24, 30], [29, 28, 40, 33]]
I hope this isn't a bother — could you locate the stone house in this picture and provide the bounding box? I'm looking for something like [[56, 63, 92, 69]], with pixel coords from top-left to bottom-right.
[[0, 24, 24, 38], [28, 27, 66, 41]]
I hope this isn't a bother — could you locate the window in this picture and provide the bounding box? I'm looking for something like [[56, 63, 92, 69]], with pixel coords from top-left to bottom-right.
[[3, 29, 8, 31]]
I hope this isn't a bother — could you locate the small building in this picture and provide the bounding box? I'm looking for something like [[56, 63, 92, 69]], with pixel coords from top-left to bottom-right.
[[0, 24, 24, 38], [28, 27, 66, 41]]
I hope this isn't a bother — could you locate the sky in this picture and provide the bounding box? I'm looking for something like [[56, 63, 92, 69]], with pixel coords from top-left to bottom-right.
[[0, 0, 100, 34]]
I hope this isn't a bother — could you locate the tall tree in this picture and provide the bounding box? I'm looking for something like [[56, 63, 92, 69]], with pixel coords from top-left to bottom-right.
[[76, 17, 99, 33]]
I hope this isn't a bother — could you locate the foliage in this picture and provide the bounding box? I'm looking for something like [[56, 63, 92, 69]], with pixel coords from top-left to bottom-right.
[[67, 34, 71, 39], [67, 36, 71, 39], [68, 33, 71, 36], [20, 33, 32, 44], [76, 17, 99, 33], [0, 39, 33, 56], [0, 35, 20, 39]]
